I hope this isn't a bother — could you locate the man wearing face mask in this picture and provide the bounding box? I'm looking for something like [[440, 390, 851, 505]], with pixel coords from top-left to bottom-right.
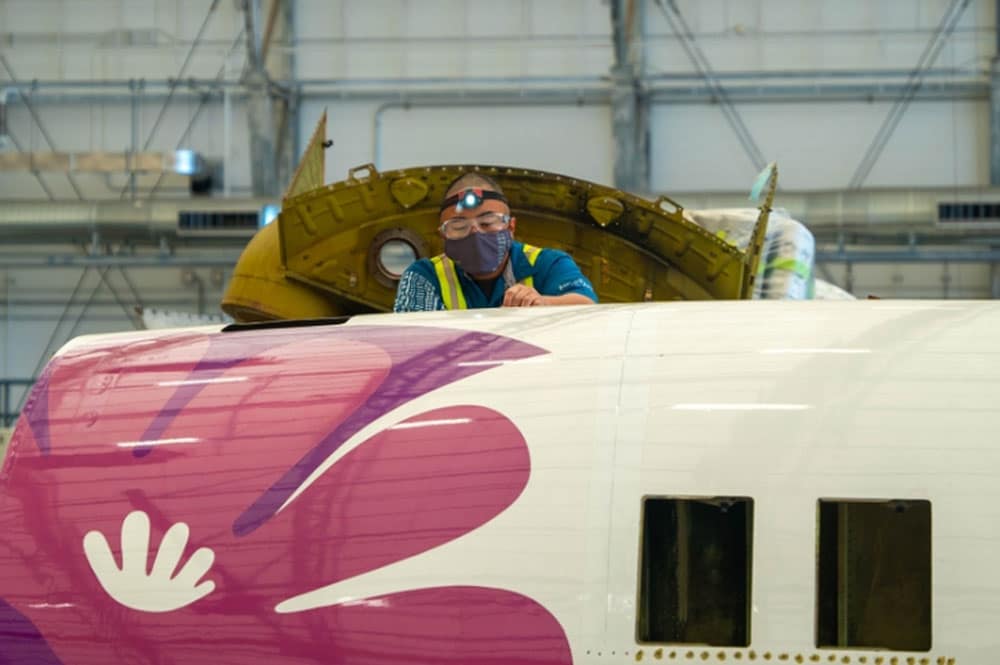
[[393, 172, 598, 312]]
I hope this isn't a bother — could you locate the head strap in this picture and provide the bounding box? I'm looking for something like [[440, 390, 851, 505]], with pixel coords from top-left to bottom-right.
[[439, 187, 508, 213]]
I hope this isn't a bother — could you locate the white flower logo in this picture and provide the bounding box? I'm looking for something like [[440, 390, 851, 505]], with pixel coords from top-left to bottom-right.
[[83, 510, 216, 613]]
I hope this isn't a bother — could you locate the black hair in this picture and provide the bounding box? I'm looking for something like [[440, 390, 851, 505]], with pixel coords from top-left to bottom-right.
[[443, 171, 506, 199]]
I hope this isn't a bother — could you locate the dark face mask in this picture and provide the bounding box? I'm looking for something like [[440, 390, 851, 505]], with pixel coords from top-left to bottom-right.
[[444, 230, 512, 276]]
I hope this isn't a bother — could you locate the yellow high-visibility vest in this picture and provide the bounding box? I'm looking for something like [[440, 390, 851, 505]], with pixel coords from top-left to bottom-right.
[[431, 244, 543, 310]]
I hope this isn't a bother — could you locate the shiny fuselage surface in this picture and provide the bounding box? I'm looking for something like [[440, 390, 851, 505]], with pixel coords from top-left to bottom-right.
[[0, 301, 997, 664]]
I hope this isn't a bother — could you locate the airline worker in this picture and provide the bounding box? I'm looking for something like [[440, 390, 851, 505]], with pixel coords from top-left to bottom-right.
[[393, 172, 598, 312]]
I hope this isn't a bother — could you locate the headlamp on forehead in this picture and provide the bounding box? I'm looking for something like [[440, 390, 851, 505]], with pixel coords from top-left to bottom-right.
[[439, 187, 508, 212]]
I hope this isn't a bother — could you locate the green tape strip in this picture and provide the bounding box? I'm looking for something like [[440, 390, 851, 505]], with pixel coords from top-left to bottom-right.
[[764, 257, 811, 278]]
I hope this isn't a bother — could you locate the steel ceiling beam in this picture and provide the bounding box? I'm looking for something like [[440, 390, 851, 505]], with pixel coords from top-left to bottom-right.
[[610, 0, 649, 193], [992, 0, 1000, 185], [848, 0, 971, 189], [2, 126, 55, 200], [0, 53, 84, 200], [138, 0, 220, 154], [652, 0, 766, 171], [816, 249, 1000, 263], [21, 266, 92, 389], [4, 73, 987, 105], [243, 0, 281, 198], [119, 0, 221, 200], [0, 255, 241, 268], [260, 0, 283, 65], [145, 27, 247, 200]]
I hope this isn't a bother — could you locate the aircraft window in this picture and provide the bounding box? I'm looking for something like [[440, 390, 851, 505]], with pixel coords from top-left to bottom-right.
[[637, 496, 753, 646], [816, 499, 931, 651]]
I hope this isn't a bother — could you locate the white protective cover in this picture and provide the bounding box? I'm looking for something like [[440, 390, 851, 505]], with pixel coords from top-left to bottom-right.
[[813, 278, 856, 300], [685, 208, 816, 299], [140, 307, 232, 329]]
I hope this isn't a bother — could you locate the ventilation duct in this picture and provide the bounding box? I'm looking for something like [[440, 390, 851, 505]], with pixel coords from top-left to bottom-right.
[[0, 199, 277, 242], [938, 202, 1000, 224]]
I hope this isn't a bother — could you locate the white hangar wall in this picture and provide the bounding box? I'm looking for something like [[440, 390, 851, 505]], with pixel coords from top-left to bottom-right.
[[307, 96, 989, 194], [651, 100, 990, 192], [0, 0, 994, 195], [305, 101, 616, 187], [0, 256, 233, 417], [0, 99, 254, 199], [294, 0, 995, 192]]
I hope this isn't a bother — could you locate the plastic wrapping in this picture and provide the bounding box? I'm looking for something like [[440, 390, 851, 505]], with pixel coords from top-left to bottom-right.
[[813, 278, 857, 300], [684, 208, 761, 252], [140, 308, 231, 329], [755, 213, 815, 300], [685, 208, 815, 300]]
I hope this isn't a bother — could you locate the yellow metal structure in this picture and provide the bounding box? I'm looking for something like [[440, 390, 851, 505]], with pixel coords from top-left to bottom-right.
[[223, 119, 776, 320], [0, 428, 10, 468], [221, 221, 346, 321], [283, 111, 327, 202]]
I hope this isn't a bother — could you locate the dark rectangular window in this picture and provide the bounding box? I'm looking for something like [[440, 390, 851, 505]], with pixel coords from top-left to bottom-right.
[[816, 499, 931, 651], [637, 497, 753, 646], [937, 202, 1000, 223], [178, 211, 258, 231]]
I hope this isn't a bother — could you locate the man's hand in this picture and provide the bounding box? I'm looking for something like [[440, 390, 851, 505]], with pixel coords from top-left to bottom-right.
[[502, 284, 546, 307]]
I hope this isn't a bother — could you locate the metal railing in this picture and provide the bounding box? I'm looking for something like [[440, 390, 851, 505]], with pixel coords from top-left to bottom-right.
[[1, 379, 35, 428]]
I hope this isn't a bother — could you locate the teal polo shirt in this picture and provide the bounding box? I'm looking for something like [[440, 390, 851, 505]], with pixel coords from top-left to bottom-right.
[[394, 240, 598, 311]]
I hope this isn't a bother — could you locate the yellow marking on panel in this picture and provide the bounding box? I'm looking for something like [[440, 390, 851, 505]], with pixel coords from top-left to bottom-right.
[[284, 110, 327, 201]]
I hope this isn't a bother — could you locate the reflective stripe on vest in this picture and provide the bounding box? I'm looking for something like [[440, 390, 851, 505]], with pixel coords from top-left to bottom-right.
[[521, 244, 543, 289], [431, 244, 543, 310], [431, 255, 467, 310]]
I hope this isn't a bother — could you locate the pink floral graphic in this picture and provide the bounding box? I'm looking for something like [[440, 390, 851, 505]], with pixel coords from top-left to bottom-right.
[[0, 326, 572, 665]]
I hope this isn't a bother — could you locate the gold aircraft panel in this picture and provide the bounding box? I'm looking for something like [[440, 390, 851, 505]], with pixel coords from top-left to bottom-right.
[[223, 144, 776, 321], [269, 164, 771, 313]]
